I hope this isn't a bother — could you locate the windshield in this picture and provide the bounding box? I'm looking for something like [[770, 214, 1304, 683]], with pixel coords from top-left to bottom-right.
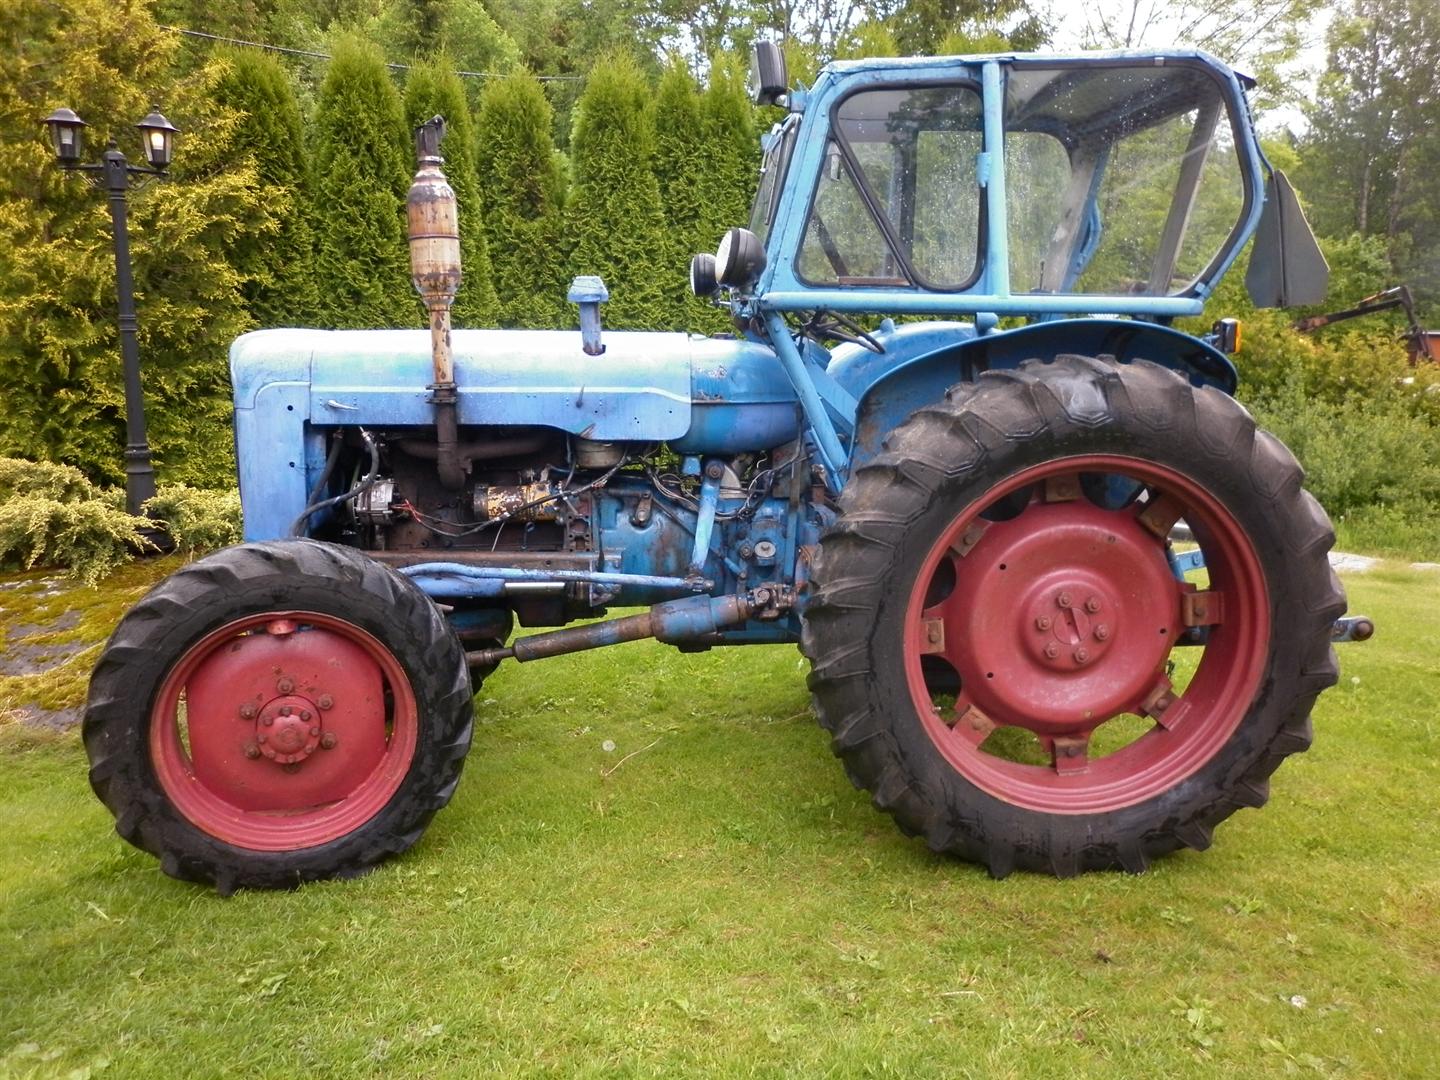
[[1004, 63, 1246, 296], [797, 83, 984, 290]]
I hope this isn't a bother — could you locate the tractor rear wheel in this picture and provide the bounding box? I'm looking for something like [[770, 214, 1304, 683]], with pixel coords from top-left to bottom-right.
[[84, 540, 474, 893], [802, 356, 1344, 876]]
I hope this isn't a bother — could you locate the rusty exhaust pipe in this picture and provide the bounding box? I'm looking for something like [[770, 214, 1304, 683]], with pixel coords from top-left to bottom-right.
[[408, 116, 465, 490]]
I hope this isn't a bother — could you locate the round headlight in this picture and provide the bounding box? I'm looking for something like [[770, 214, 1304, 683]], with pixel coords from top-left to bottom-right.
[[690, 252, 718, 297], [714, 227, 767, 289]]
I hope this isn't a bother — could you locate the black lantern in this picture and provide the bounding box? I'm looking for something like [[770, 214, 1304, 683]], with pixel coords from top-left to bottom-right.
[[136, 107, 179, 171], [44, 107, 87, 164]]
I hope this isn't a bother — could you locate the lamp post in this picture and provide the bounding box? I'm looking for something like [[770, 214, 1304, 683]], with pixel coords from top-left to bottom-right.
[[44, 105, 179, 517]]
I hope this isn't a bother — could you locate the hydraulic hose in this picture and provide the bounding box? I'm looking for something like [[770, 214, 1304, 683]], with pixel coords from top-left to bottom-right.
[[288, 429, 380, 538]]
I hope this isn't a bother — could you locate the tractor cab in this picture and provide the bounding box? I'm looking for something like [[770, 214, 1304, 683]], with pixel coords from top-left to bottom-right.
[[704, 47, 1327, 321]]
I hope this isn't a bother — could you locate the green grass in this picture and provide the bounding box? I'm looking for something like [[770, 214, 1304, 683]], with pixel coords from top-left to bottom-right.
[[1, 561, 1436, 1078]]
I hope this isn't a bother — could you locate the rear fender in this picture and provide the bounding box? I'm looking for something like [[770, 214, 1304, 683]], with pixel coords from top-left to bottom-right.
[[847, 319, 1237, 471]]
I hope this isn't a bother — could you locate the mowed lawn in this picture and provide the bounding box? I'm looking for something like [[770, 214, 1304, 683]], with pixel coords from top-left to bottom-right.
[[0, 559, 1435, 1078]]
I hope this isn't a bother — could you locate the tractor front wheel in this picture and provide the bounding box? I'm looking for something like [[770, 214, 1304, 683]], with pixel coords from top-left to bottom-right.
[[84, 540, 474, 892], [802, 356, 1344, 876]]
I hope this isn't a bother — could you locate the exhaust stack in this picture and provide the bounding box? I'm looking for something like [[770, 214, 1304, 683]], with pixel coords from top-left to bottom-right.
[[408, 116, 465, 489]]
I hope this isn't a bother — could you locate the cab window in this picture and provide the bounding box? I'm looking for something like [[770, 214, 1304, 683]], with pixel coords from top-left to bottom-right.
[[798, 84, 983, 290], [1004, 64, 1246, 295]]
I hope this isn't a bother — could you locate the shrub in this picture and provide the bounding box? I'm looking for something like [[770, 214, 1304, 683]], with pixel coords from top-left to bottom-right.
[[0, 458, 106, 504], [312, 36, 415, 330], [0, 457, 240, 581], [144, 485, 242, 554], [0, 495, 145, 585], [404, 56, 500, 327]]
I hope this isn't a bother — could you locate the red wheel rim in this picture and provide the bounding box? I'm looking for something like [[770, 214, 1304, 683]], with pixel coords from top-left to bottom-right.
[[149, 612, 419, 851], [904, 454, 1269, 814]]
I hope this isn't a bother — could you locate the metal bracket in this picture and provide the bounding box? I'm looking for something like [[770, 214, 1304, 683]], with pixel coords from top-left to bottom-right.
[[689, 462, 722, 576], [763, 312, 848, 492]]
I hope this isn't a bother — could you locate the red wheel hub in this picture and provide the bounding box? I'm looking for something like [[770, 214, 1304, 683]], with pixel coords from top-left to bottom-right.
[[941, 500, 1181, 735], [150, 612, 417, 851], [254, 696, 323, 763], [905, 455, 1269, 814]]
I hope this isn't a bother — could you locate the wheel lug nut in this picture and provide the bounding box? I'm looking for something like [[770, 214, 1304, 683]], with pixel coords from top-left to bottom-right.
[[300, 710, 312, 722], [262, 717, 273, 727], [1074, 648, 1091, 664], [317, 695, 334, 711], [239, 703, 256, 720], [1085, 596, 1101, 613], [320, 732, 338, 750], [1094, 624, 1110, 641], [279, 705, 293, 717], [243, 741, 260, 759], [1044, 642, 1060, 659], [277, 677, 294, 694], [1056, 592, 1073, 609], [1035, 615, 1052, 631], [309, 726, 319, 737]]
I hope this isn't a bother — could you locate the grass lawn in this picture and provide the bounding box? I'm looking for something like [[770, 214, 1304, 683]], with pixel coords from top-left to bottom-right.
[[0, 558, 1436, 1078]]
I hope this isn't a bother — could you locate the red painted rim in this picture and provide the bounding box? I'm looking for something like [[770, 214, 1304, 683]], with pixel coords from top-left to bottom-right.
[[149, 612, 419, 851], [904, 454, 1270, 814]]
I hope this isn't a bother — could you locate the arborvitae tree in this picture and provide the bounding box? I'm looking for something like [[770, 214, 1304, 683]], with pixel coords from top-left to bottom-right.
[[204, 47, 319, 327], [653, 59, 709, 330], [475, 72, 569, 327], [698, 54, 758, 256], [566, 54, 671, 331], [311, 36, 415, 330], [404, 57, 500, 326], [0, 0, 278, 486]]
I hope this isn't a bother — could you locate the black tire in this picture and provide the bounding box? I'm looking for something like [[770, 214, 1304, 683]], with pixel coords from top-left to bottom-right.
[[83, 540, 474, 893], [801, 356, 1344, 877]]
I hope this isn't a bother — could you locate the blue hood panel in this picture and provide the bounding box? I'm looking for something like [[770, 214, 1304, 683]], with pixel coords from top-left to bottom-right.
[[233, 327, 701, 440]]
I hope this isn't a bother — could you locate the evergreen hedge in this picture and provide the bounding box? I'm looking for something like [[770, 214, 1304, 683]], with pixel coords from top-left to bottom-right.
[[311, 37, 415, 330], [566, 54, 671, 331], [475, 72, 569, 328], [654, 60, 711, 331], [205, 48, 319, 327], [404, 57, 500, 327]]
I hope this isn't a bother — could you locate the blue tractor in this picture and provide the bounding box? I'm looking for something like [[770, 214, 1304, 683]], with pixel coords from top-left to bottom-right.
[[85, 45, 1366, 892]]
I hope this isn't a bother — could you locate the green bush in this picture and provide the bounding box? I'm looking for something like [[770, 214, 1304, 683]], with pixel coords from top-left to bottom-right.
[[475, 71, 569, 328], [1246, 362, 1440, 560], [0, 457, 240, 581], [0, 458, 106, 504], [311, 36, 415, 330], [143, 485, 242, 554], [565, 54, 672, 330], [0, 495, 145, 585]]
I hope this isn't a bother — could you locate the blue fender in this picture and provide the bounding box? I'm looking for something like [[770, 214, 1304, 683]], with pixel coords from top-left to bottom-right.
[[833, 318, 1238, 470]]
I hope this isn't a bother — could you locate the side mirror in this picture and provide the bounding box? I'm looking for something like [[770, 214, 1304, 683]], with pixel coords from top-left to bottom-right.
[[749, 41, 788, 106], [1245, 170, 1329, 308]]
